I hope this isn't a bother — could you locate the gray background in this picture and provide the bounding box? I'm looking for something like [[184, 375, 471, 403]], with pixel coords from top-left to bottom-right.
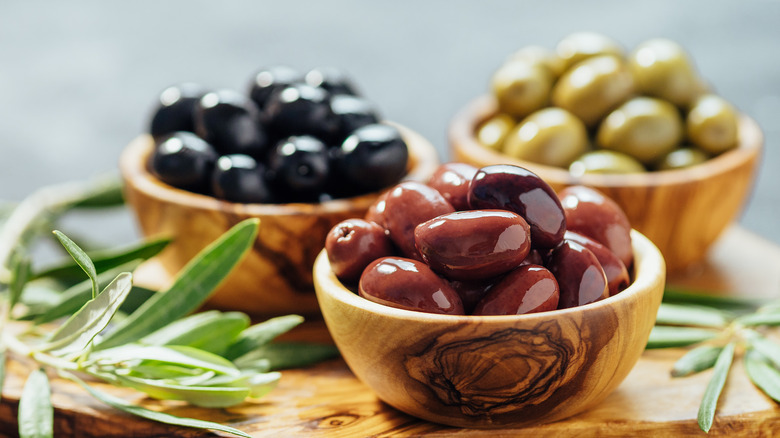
[[1, 0, 778, 247]]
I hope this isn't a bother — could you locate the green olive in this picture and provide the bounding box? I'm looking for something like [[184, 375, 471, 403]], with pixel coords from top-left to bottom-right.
[[657, 147, 710, 170], [569, 150, 646, 176], [505, 45, 565, 78], [476, 113, 515, 151], [628, 38, 700, 108], [502, 107, 588, 167], [555, 32, 624, 71], [596, 97, 684, 164], [686, 94, 739, 154], [551, 55, 634, 127], [491, 61, 553, 119]]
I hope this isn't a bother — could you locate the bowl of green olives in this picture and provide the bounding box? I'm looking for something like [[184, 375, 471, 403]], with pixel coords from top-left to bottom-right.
[[450, 33, 763, 271]]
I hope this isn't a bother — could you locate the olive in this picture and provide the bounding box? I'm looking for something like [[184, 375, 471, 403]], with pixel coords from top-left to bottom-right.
[[248, 66, 304, 111], [564, 231, 629, 296], [596, 97, 684, 164], [211, 154, 274, 203], [427, 163, 478, 211], [262, 83, 340, 140], [506, 45, 565, 78], [359, 257, 465, 315], [305, 67, 359, 96], [266, 136, 329, 201], [149, 83, 208, 139], [384, 182, 455, 260], [472, 265, 559, 315], [558, 185, 633, 268], [628, 38, 700, 108], [194, 90, 269, 157], [149, 132, 217, 193], [334, 124, 409, 192], [555, 32, 624, 71], [476, 113, 515, 151], [364, 191, 389, 228], [686, 94, 739, 154], [469, 165, 566, 249], [551, 55, 635, 127], [415, 210, 531, 281], [520, 249, 544, 266], [657, 147, 710, 170], [449, 278, 498, 314], [502, 107, 588, 168], [326, 219, 394, 283], [547, 240, 608, 309], [569, 150, 646, 176], [330, 94, 380, 141], [491, 60, 553, 119]]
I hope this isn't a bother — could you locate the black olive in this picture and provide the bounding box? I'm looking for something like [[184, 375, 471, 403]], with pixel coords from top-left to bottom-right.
[[267, 136, 330, 201], [247, 65, 304, 111], [305, 67, 359, 96], [211, 154, 274, 203], [149, 132, 217, 193], [335, 124, 408, 192], [194, 89, 269, 157], [149, 83, 207, 139], [262, 84, 340, 141], [330, 94, 380, 142]]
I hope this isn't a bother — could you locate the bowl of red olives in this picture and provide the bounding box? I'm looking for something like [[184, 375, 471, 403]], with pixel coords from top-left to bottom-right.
[[120, 66, 439, 317], [449, 33, 763, 271], [314, 163, 665, 428]]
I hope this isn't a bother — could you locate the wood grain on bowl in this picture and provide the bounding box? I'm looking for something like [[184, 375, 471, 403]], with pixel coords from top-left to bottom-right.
[[449, 96, 763, 271]]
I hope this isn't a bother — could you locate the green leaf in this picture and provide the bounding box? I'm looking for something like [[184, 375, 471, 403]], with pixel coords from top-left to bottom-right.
[[95, 219, 259, 350], [70, 176, 125, 208], [235, 342, 340, 370], [737, 312, 780, 327], [663, 287, 763, 310], [645, 326, 720, 349], [139, 311, 249, 356], [745, 332, 780, 370], [117, 286, 157, 316], [655, 303, 730, 328], [18, 368, 53, 438], [0, 350, 5, 401], [744, 351, 780, 403], [34, 237, 170, 284], [63, 372, 251, 438], [123, 364, 208, 380], [698, 342, 735, 433], [200, 371, 281, 399], [111, 374, 250, 408], [671, 345, 723, 377], [9, 252, 32, 309], [224, 314, 304, 360], [38, 273, 133, 356], [90, 345, 239, 376], [52, 230, 98, 299]]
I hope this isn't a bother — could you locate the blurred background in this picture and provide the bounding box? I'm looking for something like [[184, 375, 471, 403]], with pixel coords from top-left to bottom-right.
[[1, 0, 778, 247]]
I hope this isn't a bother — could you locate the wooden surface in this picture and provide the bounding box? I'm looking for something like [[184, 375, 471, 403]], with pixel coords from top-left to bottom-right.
[[2, 226, 780, 437]]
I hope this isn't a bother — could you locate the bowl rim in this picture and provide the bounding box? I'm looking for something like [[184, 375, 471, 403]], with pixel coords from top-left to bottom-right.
[[449, 95, 763, 188], [314, 229, 665, 323], [119, 122, 440, 216]]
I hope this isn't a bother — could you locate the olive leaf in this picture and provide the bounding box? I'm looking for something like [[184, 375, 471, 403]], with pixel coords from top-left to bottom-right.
[[8, 251, 32, 309], [744, 331, 780, 369], [736, 312, 780, 327], [655, 303, 730, 328], [645, 326, 720, 349], [52, 230, 98, 299], [139, 311, 249, 356], [698, 342, 735, 433], [224, 314, 304, 360], [744, 351, 780, 403], [110, 374, 251, 408], [671, 345, 723, 378], [69, 176, 125, 208], [662, 287, 763, 310], [235, 342, 340, 370], [89, 345, 240, 377], [0, 350, 5, 401], [18, 368, 53, 438]]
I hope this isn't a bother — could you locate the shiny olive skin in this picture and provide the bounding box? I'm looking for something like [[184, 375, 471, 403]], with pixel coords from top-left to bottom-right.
[[555, 32, 624, 71], [194, 90, 269, 157], [469, 165, 566, 249], [449, 277, 498, 314], [657, 147, 710, 170], [473, 265, 559, 315], [558, 185, 633, 268], [427, 163, 478, 211], [564, 231, 629, 296], [686, 94, 739, 154], [520, 249, 544, 266], [266, 136, 329, 201], [334, 124, 409, 192], [384, 182, 455, 260], [491, 61, 553, 119], [330, 94, 380, 141], [628, 38, 699, 108], [305, 67, 359, 96], [477, 114, 515, 151], [547, 241, 608, 309], [506, 45, 565, 78], [502, 107, 588, 168], [248, 66, 304, 111], [149, 83, 208, 139], [150, 132, 218, 193], [211, 154, 274, 203], [414, 210, 531, 281], [262, 83, 340, 140], [364, 191, 389, 228], [326, 219, 394, 283], [359, 257, 465, 315], [569, 150, 646, 176]]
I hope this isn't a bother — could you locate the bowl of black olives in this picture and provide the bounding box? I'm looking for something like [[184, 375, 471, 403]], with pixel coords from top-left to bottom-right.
[[120, 66, 439, 317], [449, 33, 763, 271]]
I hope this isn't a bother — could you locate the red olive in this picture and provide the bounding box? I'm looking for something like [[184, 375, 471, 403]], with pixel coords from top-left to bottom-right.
[[326, 219, 394, 283], [427, 162, 478, 211], [384, 182, 455, 260], [565, 231, 630, 296], [449, 277, 499, 314], [520, 249, 544, 266], [558, 185, 633, 268], [364, 190, 389, 229], [359, 257, 465, 315], [547, 240, 608, 309], [473, 265, 559, 315], [468, 165, 566, 249]]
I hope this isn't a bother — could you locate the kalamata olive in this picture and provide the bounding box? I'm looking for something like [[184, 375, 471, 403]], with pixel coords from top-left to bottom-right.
[[628, 38, 700, 108], [415, 210, 531, 281], [266, 136, 329, 201], [506, 45, 565, 78], [262, 83, 340, 140], [473, 265, 559, 315], [491, 61, 553, 119], [194, 90, 269, 157], [384, 182, 455, 260], [686, 94, 739, 154], [565, 231, 629, 296], [359, 257, 465, 315], [520, 249, 544, 266], [547, 241, 608, 309], [502, 107, 588, 168], [335, 124, 409, 192], [449, 277, 498, 314], [248, 66, 305, 111], [149, 83, 208, 139], [305, 67, 359, 96], [149, 132, 217, 193], [211, 154, 274, 203], [555, 32, 624, 71], [330, 94, 380, 141], [558, 185, 633, 268], [569, 150, 646, 176], [468, 165, 566, 249], [657, 147, 709, 170], [427, 163, 478, 211], [364, 191, 389, 228], [476, 114, 515, 151], [326, 219, 394, 283]]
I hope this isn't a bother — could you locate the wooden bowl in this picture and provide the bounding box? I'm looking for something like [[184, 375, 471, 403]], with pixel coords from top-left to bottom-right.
[[314, 230, 665, 428], [119, 124, 439, 317], [449, 96, 763, 271]]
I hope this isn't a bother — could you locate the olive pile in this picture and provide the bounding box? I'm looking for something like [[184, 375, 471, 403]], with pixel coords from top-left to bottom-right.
[[147, 66, 409, 203], [478, 32, 741, 174], [326, 162, 633, 316]]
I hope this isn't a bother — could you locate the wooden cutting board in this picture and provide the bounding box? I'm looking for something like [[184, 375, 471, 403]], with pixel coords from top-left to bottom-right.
[[1, 227, 779, 437]]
